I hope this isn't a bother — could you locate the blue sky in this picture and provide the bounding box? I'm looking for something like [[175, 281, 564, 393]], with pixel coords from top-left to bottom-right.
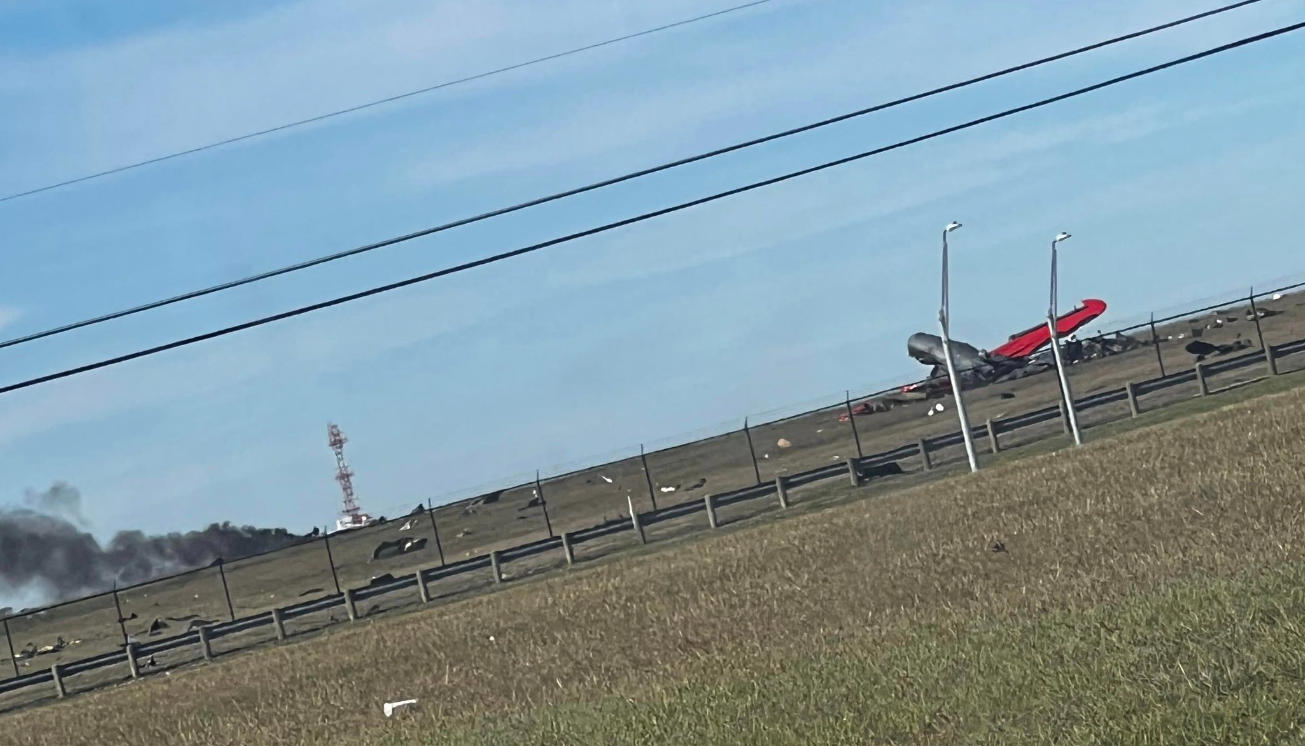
[[1, 0, 1304, 538]]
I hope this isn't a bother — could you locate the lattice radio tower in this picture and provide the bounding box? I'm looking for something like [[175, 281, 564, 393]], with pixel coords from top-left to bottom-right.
[[327, 423, 362, 522]]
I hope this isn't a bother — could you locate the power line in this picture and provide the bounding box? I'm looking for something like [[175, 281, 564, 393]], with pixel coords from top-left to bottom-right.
[[0, 0, 1270, 355], [0, 0, 779, 205], [2, 17, 1301, 399]]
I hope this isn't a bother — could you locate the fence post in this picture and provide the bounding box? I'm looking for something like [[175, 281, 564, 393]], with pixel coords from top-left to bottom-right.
[[561, 532, 575, 565], [111, 584, 129, 647], [535, 472, 554, 538], [640, 444, 659, 511], [844, 391, 864, 460], [271, 608, 287, 640], [490, 551, 504, 584], [217, 560, 236, 622], [426, 499, 446, 567], [50, 664, 66, 699], [1058, 398, 1070, 434], [918, 439, 932, 472], [197, 626, 214, 661], [775, 476, 790, 509], [415, 569, 432, 603], [1249, 290, 1279, 376], [3, 618, 17, 678], [343, 589, 358, 621], [846, 458, 862, 487], [742, 419, 762, 485], [627, 495, 647, 544], [705, 495, 719, 529], [126, 642, 141, 679], [1196, 362, 1209, 396], [986, 419, 1001, 454], [1126, 382, 1140, 417], [323, 531, 342, 596], [1149, 313, 1166, 377]]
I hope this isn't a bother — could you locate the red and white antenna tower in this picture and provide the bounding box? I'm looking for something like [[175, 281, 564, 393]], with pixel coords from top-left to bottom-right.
[[328, 423, 366, 528]]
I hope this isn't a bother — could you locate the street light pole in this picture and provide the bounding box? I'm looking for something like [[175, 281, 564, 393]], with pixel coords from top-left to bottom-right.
[[939, 221, 979, 473], [1048, 232, 1083, 446]]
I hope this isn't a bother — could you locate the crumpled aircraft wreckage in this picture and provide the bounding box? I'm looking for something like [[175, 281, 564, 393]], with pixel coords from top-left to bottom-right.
[[843, 299, 1146, 420]]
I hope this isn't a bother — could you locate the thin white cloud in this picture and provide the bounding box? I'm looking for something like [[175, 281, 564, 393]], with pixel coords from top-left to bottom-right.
[[9, 0, 1279, 192], [970, 90, 1297, 167], [0, 307, 22, 333], [0, 0, 768, 186], [0, 269, 543, 447], [397, 10, 899, 190], [537, 85, 1282, 290]]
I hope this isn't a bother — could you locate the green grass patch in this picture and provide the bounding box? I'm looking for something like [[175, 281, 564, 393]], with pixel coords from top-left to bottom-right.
[[446, 565, 1305, 745]]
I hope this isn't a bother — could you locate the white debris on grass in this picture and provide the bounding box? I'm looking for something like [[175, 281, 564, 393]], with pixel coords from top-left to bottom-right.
[[383, 699, 418, 717]]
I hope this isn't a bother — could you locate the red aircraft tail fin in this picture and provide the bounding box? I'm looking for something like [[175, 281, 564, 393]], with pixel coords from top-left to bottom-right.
[[989, 299, 1107, 360]]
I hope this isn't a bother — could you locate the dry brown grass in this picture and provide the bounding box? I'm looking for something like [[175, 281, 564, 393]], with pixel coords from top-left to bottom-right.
[[6, 373, 1305, 743]]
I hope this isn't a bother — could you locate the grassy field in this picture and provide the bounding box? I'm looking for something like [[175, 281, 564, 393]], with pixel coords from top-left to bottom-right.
[[5, 365, 1305, 743]]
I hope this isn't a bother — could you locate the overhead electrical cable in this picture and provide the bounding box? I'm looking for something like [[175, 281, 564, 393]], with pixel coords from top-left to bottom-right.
[[0, 0, 1271, 354], [0, 0, 779, 205], [1, 17, 1301, 398]]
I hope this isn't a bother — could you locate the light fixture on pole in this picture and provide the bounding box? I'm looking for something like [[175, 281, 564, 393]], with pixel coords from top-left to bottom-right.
[[1048, 231, 1082, 446], [939, 221, 979, 473]]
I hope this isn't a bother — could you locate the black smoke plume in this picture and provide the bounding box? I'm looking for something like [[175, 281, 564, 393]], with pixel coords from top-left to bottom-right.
[[1, 482, 307, 608], [24, 481, 87, 527]]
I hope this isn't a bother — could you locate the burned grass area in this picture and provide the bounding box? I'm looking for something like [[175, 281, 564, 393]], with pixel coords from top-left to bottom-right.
[[5, 384, 1305, 745]]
